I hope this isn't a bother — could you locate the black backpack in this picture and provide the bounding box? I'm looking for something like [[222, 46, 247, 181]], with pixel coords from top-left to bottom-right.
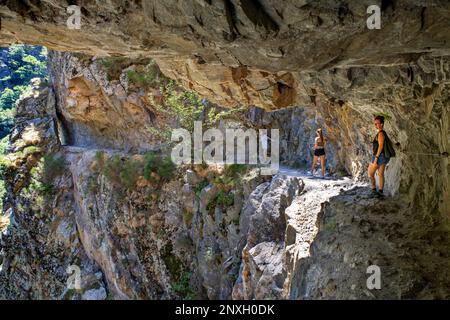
[[382, 130, 396, 158]]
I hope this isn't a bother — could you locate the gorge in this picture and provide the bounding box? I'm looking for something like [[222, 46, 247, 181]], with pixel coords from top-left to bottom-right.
[[0, 0, 449, 300]]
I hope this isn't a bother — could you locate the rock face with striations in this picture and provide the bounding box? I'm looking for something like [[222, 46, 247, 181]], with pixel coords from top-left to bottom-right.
[[0, 1, 449, 109], [0, 0, 449, 300]]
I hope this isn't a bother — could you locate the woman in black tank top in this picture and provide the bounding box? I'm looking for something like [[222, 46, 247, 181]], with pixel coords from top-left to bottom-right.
[[368, 115, 390, 196]]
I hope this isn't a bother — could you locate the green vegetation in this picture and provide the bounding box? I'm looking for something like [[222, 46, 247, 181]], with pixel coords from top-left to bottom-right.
[[231, 216, 240, 226], [216, 190, 234, 207], [11, 145, 41, 159], [323, 221, 337, 231], [126, 60, 167, 87], [41, 155, 66, 185], [224, 163, 248, 177], [105, 292, 114, 300], [205, 106, 247, 127], [172, 271, 197, 300], [122, 61, 204, 132], [194, 179, 209, 200], [93, 153, 144, 192], [119, 158, 143, 190], [29, 155, 66, 197], [143, 151, 176, 182], [102, 155, 123, 186], [0, 45, 47, 138], [96, 151, 176, 191], [145, 125, 172, 142], [160, 80, 204, 132], [0, 137, 12, 190], [206, 190, 235, 215], [116, 58, 244, 139], [160, 243, 197, 299], [97, 56, 130, 81], [0, 136, 9, 154], [197, 164, 248, 222], [213, 164, 249, 192], [0, 45, 47, 214]]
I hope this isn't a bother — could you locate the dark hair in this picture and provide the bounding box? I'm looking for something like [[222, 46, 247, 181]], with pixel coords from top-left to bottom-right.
[[374, 115, 385, 124]]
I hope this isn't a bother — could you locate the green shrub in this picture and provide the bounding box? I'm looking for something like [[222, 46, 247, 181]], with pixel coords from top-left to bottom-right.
[[172, 271, 197, 300], [95, 150, 105, 169], [0, 155, 13, 171], [214, 164, 249, 192], [42, 155, 66, 184], [97, 56, 129, 80], [206, 199, 216, 213], [37, 183, 55, 197], [146, 125, 172, 142], [205, 106, 246, 127], [25, 154, 65, 199], [206, 190, 234, 215], [224, 164, 248, 177], [126, 60, 168, 87], [22, 145, 41, 155], [216, 190, 234, 207], [0, 136, 9, 154], [99, 152, 175, 190], [119, 158, 143, 189], [102, 155, 122, 185], [143, 151, 176, 182], [162, 81, 204, 131], [194, 179, 209, 200]]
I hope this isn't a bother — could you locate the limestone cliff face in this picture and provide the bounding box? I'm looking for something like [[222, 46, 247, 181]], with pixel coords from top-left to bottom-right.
[[0, 80, 107, 299], [2, 0, 446, 205], [0, 0, 449, 300], [0, 51, 449, 300], [1, 1, 450, 109]]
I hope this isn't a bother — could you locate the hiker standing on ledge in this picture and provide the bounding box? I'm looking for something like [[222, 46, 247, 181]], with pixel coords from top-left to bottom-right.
[[311, 128, 326, 178], [368, 115, 390, 196]]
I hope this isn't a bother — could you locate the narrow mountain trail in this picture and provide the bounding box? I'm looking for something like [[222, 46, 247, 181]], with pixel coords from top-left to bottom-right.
[[277, 166, 369, 297]]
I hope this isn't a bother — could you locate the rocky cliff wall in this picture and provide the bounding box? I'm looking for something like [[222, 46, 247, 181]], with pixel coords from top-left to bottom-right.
[[1, 0, 450, 109], [0, 0, 449, 300], [0, 51, 448, 300]]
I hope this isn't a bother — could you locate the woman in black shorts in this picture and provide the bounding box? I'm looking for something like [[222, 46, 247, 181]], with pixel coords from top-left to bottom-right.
[[368, 115, 390, 196], [311, 128, 326, 178]]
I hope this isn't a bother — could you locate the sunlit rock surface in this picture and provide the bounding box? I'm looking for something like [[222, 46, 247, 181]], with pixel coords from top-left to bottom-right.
[[0, 0, 449, 300]]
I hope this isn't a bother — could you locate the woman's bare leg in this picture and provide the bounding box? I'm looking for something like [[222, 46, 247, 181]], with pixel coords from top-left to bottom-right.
[[378, 164, 386, 191], [368, 163, 378, 190], [311, 155, 318, 173], [320, 155, 325, 177]]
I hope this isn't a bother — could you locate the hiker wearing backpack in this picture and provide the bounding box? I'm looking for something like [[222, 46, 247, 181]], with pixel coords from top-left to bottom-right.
[[368, 115, 395, 196]]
